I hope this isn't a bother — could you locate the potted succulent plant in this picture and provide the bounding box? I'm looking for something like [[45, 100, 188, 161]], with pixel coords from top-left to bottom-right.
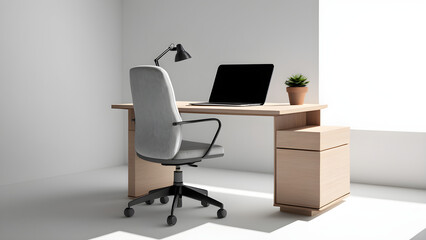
[[285, 74, 309, 105]]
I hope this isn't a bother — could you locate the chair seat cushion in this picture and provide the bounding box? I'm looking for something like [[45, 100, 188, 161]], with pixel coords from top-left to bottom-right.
[[173, 140, 224, 160]]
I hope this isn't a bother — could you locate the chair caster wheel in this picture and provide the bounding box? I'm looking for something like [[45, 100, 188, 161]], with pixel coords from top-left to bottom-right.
[[217, 208, 227, 219], [145, 199, 154, 205], [160, 196, 169, 204], [201, 200, 210, 207], [167, 215, 177, 226], [124, 207, 134, 217]]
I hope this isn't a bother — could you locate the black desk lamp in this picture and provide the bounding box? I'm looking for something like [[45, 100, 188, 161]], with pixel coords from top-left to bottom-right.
[[154, 43, 192, 66]]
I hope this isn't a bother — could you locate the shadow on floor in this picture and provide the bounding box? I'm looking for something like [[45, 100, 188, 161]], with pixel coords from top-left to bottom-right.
[[1, 185, 318, 240], [411, 228, 426, 240]]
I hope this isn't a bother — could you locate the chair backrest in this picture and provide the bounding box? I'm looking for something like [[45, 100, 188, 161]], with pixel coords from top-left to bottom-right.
[[130, 66, 182, 160]]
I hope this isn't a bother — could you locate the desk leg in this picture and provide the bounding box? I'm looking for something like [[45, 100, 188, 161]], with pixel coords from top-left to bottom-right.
[[273, 112, 309, 205], [127, 109, 174, 197]]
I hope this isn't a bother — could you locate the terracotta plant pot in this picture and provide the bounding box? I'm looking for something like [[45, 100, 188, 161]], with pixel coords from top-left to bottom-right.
[[286, 87, 308, 105]]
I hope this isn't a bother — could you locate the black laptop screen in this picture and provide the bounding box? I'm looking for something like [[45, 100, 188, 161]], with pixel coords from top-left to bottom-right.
[[208, 64, 274, 104]]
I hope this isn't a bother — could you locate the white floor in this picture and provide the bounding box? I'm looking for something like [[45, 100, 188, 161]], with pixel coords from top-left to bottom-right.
[[1, 166, 426, 240]]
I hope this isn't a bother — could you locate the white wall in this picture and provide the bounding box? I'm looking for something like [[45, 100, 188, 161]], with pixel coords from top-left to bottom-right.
[[122, 0, 319, 173], [0, 0, 125, 186], [350, 130, 426, 189]]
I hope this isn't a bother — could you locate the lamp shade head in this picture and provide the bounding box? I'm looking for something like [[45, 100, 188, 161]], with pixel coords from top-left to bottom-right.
[[174, 44, 191, 62]]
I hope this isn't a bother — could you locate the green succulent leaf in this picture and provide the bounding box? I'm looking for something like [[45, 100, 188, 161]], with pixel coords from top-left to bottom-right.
[[285, 74, 309, 87]]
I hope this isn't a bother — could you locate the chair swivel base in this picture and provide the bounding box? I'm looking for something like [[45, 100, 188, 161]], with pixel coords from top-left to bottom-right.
[[123, 168, 227, 226]]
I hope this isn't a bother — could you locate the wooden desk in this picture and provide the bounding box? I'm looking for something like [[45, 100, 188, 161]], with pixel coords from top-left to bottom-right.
[[112, 101, 330, 214]]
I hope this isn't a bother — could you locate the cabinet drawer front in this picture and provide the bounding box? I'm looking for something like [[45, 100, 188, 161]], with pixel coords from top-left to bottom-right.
[[320, 144, 350, 206], [276, 149, 321, 208], [277, 125, 350, 151], [276, 145, 350, 208]]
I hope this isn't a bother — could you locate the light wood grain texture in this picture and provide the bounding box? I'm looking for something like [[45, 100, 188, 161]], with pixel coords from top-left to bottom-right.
[[274, 113, 307, 131], [320, 144, 351, 206], [276, 149, 320, 208], [277, 193, 349, 216], [273, 113, 309, 204], [276, 145, 350, 208], [128, 109, 135, 131], [112, 102, 327, 116], [306, 110, 321, 125], [277, 125, 350, 151], [128, 129, 136, 197], [128, 129, 174, 197]]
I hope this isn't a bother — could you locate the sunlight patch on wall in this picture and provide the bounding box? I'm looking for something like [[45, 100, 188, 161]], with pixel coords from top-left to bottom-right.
[[319, 0, 426, 132]]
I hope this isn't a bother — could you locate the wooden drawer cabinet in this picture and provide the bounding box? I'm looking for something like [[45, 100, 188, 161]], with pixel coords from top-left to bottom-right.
[[275, 125, 350, 216], [276, 145, 350, 208]]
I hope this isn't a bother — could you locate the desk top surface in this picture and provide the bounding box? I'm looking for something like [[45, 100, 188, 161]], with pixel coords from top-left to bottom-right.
[[112, 101, 327, 116]]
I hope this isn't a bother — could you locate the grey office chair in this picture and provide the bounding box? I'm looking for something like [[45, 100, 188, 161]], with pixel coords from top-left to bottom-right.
[[124, 66, 227, 226]]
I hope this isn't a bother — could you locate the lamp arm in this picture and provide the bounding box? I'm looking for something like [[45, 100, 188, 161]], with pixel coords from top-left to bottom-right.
[[154, 44, 177, 66]]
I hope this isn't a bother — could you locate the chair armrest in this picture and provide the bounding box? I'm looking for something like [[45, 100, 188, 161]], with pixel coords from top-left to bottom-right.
[[173, 118, 222, 158]]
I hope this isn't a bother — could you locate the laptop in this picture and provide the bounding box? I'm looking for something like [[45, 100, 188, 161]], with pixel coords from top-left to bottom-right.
[[190, 64, 274, 106]]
